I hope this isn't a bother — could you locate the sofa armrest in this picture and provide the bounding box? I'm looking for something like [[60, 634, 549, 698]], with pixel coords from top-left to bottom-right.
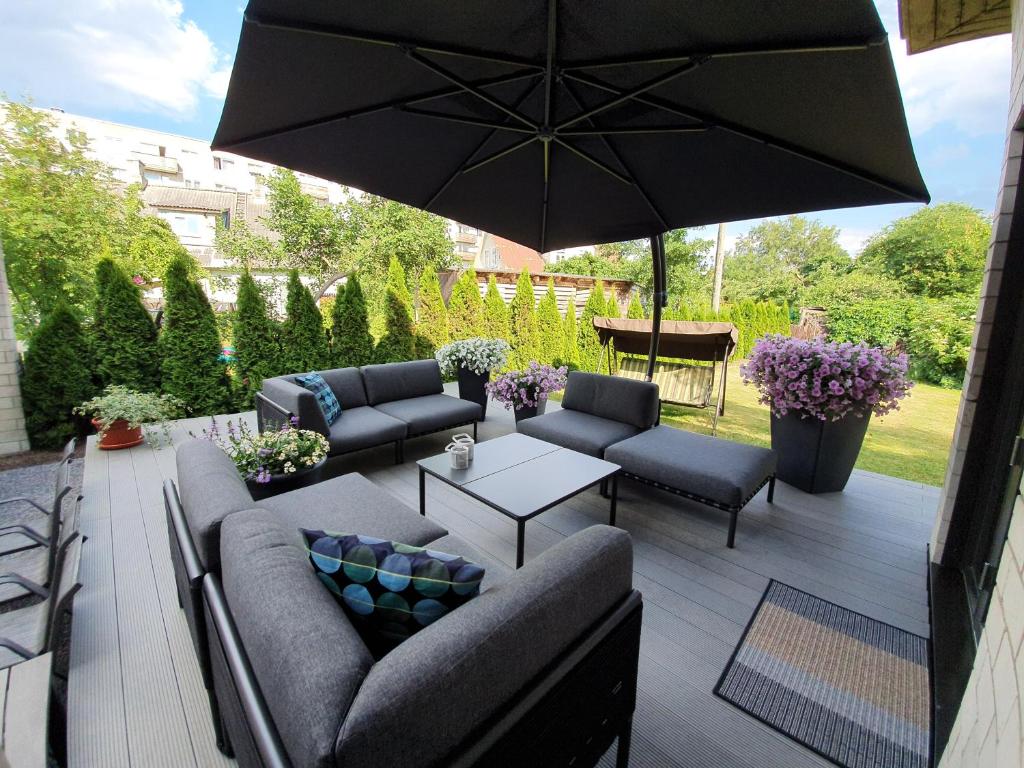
[[261, 377, 328, 435], [336, 524, 635, 767]]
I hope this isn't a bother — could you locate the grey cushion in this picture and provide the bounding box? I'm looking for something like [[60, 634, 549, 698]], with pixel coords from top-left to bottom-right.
[[425, 533, 513, 592], [336, 525, 634, 768], [175, 439, 255, 573], [605, 425, 778, 509], [317, 367, 369, 409], [257, 472, 447, 547], [219, 509, 375, 768], [326, 405, 406, 454], [517, 408, 640, 458], [374, 394, 481, 435], [361, 360, 443, 405], [561, 372, 660, 429], [261, 376, 328, 434]]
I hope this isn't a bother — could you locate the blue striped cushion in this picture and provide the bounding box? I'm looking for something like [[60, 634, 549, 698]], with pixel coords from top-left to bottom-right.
[[295, 373, 342, 426]]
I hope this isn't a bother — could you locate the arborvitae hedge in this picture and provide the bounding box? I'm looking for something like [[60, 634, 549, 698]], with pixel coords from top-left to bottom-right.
[[92, 257, 160, 392], [447, 269, 484, 340], [281, 269, 329, 372], [22, 303, 95, 449], [508, 268, 540, 370], [627, 293, 645, 319], [483, 274, 510, 343], [415, 267, 449, 357], [160, 256, 232, 416], [604, 288, 621, 374], [331, 275, 375, 368], [233, 269, 281, 404], [537, 279, 563, 366], [578, 281, 606, 373], [375, 257, 416, 363], [561, 294, 581, 369]]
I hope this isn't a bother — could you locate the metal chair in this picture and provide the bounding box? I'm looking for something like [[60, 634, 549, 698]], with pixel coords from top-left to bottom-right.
[[0, 491, 80, 604], [0, 439, 75, 556]]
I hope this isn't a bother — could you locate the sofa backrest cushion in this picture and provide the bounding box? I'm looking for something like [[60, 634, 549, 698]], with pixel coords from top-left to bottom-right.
[[561, 371, 660, 429], [176, 439, 254, 574], [221, 509, 375, 768], [316, 367, 368, 410], [361, 360, 443, 405]]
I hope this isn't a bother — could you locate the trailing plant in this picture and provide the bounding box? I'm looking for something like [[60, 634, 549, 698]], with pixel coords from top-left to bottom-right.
[[486, 363, 568, 410], [508, 268, 540, 370], [92, 256, 161, 392], [331, 274, 375, 368], [435, 338, 511, 376], [416, 267, 450, 357], [199, 416, 328, 484], [233, 269, 282, 404], [282, 269, 329, 371], [375, 257, 416, 363], [447, 269, 484, 340], [537, 279, 563, 366], [75, 385, 183, 443], [482, 274, 510, 342]]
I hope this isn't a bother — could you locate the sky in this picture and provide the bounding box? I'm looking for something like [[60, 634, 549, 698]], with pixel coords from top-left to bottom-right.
[[0, 0, 1013, 255]]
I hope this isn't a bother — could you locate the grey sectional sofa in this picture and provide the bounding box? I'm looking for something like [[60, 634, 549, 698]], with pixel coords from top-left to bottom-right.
[[166, 438, 642, 768], [259, 359, 481, 463]]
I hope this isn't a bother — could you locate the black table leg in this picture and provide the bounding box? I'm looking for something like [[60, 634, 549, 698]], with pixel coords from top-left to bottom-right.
[[610, 474, 618, 527], [516, 520, 525, 569], [419, 467, 426, 516]]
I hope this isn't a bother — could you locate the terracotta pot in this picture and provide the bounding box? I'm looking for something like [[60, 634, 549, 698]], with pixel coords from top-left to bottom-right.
[[93, 418, 144, 451]]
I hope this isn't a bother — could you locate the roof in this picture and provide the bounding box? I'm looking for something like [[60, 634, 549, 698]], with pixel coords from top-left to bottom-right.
[[141, 186, 236, 212], [898, 0, 1011, 54]]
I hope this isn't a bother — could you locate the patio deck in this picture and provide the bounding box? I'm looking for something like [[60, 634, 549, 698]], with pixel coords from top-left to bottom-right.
[[66, 390, 938, 768]]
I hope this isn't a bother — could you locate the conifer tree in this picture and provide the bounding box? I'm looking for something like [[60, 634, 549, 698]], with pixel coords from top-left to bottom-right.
[[779, 301, 793, 335], [447, 269, 484, 340], [603, 288, 621, 373], [536, 279, 563, 366], [331, 275, 376, 368], [415, 267, 449, 357], [577, 281, 606, 373], [22, 303, 95, 448], [562, 292, 581, 369], [281, 269, 329, 372], [375, 257, 416, 363], [160, 255, 231, 415], [508, 268, 540, 370], [93, 256, 160, 392], [482, 274, 510, 342], [233, 269, 281, 403], [627, 293, 645, 319]]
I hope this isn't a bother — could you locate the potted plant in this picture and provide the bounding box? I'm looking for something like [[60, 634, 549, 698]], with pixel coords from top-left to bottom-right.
[[198, 416, 330, 498], [741, 335, 912, 493], [75, 385, 184, 450], [436, 337, 511, 420], [486, 362, 568, 422]]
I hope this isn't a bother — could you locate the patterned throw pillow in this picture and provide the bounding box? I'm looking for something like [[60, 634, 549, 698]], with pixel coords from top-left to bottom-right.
[[301, 529, 485, 652], [295, 373, 342, 426]]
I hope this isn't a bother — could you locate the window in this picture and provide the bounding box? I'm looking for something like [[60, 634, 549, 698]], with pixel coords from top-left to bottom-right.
[[214, 156, 233, 170], [483, 247, 501, 269], [164, 212, 206, 238]]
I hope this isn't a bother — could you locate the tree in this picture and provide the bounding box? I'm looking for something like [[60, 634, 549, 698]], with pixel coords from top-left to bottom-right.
[[547, 252, 628, 280], [603, 287, 621, 373], [483, 274, 510, 341], [375, 257, 416, 363], [578, 281, 607, 373], [537, 279, 563, 366], [561, 293, 581, 369], [625, 229, 714, 305], [627, 293, 645, 319], [215, 219, 283, 270], [447, 269, 484, 340], [858, 203, 990, 298], [281, 269, 330, 372], [799, 263, 906, 308], [508, 269, 540, 370], [331, 275, 375, 368], [22, 303, 95, 448], [160, 255, 231, 415], [416, 267, 449, 357], [233, 269, 282, 403], [92, 256, 160, 392]]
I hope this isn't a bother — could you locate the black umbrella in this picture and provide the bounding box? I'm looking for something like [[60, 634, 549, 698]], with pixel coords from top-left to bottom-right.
[[213, 1, 928, 376]]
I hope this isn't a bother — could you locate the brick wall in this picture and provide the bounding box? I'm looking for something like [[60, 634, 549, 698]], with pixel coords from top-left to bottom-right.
[[0, 243, 29, 455]]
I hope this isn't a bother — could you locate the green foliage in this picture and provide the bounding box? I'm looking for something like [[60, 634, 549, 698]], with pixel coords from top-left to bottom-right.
[[536, 280, 563, 366], [233, 269, 282, 403], [415, 267, 449, 357], [281, 269, 329, 372], [799, 264, 906, 307], [507, 269, 540, 370], [908, 297, 975, 387], [826, 299, 915, 349], [859, 202, 990, 298], [375, 257, 416, 363], [331, 275, 375, 367], [22, 303, 95, 449], [92, 257, 160, 392], [627, 293, 645, 319], [603, 288, 621, 374], [578, 282, 607, 373], [561, 297, 581, 369], [160, 255, 231, 415], [482, 274, 510, 342], [447, 269, 484, 340], [215, 219, 283, 270], [548, 252, 629, 280]]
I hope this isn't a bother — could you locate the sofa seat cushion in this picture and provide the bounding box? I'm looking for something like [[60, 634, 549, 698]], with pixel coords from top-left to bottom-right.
[[605, 425, 777, 509], [374, 393, 481, 435], [517, 408, 640, 458], [257, 472, 447, 547], [326, 405, 406, 454], [303, 530, 485, 653], [425, 533, 512, 592], [295, 372, 342, 425]]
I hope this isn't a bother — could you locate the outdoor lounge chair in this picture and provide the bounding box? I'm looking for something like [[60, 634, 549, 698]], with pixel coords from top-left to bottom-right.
[[0, 498, 79, 603], [0, 439, 75, 556]]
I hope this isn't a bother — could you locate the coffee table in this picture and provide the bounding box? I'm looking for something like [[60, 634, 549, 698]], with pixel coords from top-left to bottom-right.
[[417, 433, 620, 568]]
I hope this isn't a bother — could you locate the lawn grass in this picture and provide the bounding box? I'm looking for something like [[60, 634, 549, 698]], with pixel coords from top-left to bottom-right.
[[650, 363, 959, 486]]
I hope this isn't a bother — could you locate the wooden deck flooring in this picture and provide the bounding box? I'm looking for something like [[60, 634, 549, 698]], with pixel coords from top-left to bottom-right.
[[66, 391, 938, 767]]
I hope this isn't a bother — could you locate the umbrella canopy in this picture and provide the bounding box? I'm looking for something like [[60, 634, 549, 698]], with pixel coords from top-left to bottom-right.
[[213, 0, 928, 253]]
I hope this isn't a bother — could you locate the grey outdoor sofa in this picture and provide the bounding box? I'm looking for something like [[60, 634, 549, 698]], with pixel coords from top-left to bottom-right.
[[166, 438, 642, 768], [258, 359, 481, 463]]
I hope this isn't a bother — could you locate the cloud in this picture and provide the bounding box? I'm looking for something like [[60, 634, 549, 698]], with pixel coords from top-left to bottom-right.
[[0, 0, 231, 119]]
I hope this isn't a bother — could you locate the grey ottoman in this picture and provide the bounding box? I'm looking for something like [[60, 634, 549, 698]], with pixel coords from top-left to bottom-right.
[[605, 426, 777, 547]]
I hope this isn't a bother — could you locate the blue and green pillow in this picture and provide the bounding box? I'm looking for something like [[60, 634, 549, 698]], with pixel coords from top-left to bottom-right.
[[301, 529, 485, 652], [295, 373, 342, 425]]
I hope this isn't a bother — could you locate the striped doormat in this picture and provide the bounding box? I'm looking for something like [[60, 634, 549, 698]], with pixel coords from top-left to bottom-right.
[[715, 581, 931, 768]]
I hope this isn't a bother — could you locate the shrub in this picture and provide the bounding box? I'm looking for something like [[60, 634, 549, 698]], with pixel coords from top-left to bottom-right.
[[826, 298, 915, 350], [331, 275, 375, 368], [537, 279, 563, 366], [908, 297, 975, 387], [281, 269, 329, 372], [577, 281, 607, 372], [416, 267, 449, 357], [92, 257, 160, 392], [375, 257, 416, 363], [627, 293, 645, 319], [160, 255, 231, 416], [233, 269, 281, 403], [603, 288, 621, 373], [447, 269, 484, 340], [561, 293, 581, 369], [22, 303, 95, 448], [483, 274, 510, 342], [508, 268, 540, 370]]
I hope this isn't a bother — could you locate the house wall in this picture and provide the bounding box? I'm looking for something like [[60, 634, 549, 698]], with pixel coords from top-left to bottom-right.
[[0, 243, 30, 455]]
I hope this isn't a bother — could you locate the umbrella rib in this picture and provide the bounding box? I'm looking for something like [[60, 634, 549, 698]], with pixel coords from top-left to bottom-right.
[[397, 108, 536, 134], [463, 136, 539, 174], [565, 71, 927, 202], [558, 125, 707, 136], [553, 138, 631, 185]]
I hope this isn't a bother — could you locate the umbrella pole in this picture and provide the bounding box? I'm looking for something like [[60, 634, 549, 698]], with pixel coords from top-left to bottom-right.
[[645, 232, 667, 382]]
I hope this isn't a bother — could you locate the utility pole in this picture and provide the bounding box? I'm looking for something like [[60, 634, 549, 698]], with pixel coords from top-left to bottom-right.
[[711, 222, 726, 314]]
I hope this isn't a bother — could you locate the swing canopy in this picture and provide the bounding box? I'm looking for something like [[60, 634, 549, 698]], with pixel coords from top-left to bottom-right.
[[592, 318, 738, 361]]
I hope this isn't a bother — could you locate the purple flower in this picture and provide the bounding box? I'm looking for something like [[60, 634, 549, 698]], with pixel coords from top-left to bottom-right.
[[289, 415, 300, 427]]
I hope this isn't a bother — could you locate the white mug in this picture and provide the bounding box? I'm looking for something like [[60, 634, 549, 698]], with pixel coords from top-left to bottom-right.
[[446, 442, 470, 469], [452, 432, 474, 461]]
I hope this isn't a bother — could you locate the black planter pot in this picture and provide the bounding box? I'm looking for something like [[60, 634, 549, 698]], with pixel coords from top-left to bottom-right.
[[514, 398, 548, 423], [770, 411, 871, 494], [457, 367, 490, 421], [246, 458, 326, 500]]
